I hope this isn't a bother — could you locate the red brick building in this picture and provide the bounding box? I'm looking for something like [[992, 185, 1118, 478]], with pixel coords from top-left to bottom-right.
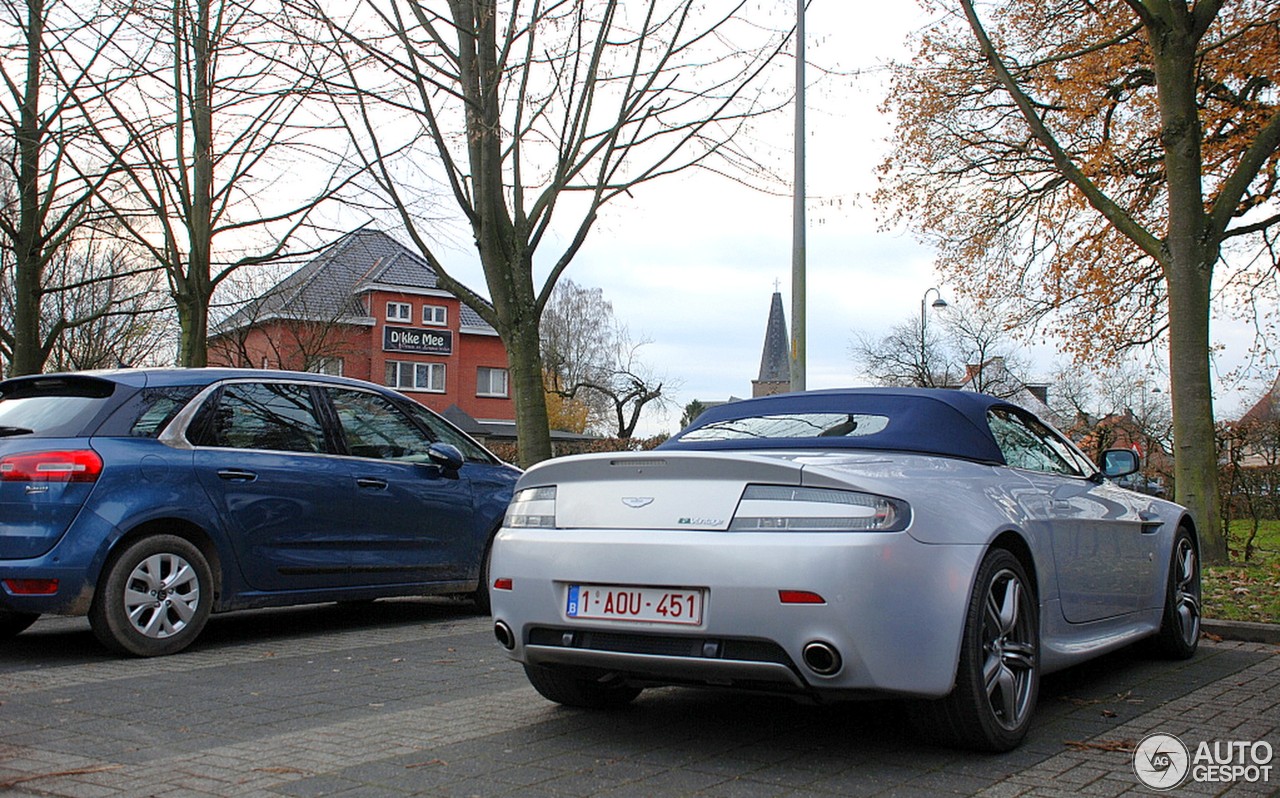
[[209, 229, 514, 426]]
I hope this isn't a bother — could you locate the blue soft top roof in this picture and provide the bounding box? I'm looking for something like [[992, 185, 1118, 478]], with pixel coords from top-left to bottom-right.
[[660, 388, 1016, 463]]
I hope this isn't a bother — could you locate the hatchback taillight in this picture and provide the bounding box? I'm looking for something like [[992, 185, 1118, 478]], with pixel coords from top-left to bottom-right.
[[0, 450, 103, 482]]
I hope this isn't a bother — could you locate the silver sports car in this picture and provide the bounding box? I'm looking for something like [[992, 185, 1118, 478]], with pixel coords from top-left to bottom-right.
[[488, 388, 1200, 751]]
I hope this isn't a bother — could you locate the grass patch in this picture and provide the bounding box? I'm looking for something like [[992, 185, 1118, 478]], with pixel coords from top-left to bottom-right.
[[1203, 519, 1280, 624]]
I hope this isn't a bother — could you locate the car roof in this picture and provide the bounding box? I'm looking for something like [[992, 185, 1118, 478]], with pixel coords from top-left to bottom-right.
[[661, 387, 1024, 463], [0, 367, 378, 393]]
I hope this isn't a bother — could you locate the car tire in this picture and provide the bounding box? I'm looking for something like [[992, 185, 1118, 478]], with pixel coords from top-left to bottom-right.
[[523, 663, 642, 709], [472, 539, 494, 615], [912, 548, 1039, 752], [1150, 527, 1200, 660], [0, 610, 39, 639], [89, 535, 213, 657]]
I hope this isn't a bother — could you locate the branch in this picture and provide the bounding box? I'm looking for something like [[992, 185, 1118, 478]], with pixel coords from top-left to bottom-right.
[[959, 0, 1163, 261]]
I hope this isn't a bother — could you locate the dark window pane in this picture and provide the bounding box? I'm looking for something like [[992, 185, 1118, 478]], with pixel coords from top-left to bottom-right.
[[988, 408, 1080, 476], [99, 386, 202, 438], [402, 401, 494, 463], [191, 383, 325, 453], [327, 388, 433, 462]]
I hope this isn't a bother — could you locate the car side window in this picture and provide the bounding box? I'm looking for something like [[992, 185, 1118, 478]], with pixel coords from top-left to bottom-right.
[[401, 401, 494, 463], [988, 408, 1083, 477], [188, 383, 326, 453], [325, 388, 434, 463]]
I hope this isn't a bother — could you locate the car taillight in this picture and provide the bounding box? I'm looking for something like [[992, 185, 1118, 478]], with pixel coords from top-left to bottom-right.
[[729, 485, 911, 532], [504, 486, 557, 528], [3, 578, 59, 595], [0, 450, 103, 482]]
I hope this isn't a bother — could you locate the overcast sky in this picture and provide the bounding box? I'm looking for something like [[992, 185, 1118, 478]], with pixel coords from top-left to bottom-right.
[[415, 2, 1271, 436]]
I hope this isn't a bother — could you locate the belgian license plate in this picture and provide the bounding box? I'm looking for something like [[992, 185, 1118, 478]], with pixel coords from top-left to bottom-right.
[[566, 584, 704, 625]]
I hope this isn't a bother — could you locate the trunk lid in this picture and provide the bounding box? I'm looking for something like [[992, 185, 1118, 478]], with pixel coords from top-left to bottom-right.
[[519, 451, 807, 530]]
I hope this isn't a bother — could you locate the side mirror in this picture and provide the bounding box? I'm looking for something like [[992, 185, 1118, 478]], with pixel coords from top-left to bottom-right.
[[1100, 448, 1140, 479], [427, 442, 465, 472]]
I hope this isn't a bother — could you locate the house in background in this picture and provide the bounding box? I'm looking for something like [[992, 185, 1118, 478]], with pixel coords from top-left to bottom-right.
[[954, 356, 1056, 422], [1237, 371, 1280, 430], [1227, 371, 1280, 469], [209, 229, 515, 433]]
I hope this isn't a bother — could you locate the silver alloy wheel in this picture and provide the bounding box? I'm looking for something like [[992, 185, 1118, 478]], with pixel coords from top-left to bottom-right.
[[981, 567, 1036, 731], [1172, 536, 1201, 646], [123, 552, 201, 639]]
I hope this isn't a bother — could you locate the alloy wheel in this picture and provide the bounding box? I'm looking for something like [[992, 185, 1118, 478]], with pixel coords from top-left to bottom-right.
[[123, 552, 202, 639], [1172, 536, 1201, 647], [981, 568, 1036, 731]]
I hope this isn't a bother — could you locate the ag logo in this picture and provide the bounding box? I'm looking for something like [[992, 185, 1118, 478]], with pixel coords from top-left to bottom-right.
[[1133, 732, 1190, 791]]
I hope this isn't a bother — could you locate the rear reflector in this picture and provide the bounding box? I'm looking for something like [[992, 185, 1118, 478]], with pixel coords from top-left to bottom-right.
[[493, 578, 514, 591], [3, 578, 59, 595], [779, 590, 826, 604], [0, 450, 103, 482]]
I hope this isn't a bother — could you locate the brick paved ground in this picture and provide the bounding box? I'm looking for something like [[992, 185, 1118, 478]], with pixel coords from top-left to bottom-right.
[[0, 599, 1275, 797]]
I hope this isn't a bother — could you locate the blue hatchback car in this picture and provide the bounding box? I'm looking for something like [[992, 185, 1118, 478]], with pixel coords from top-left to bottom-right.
[[0, 368, 519, 656]]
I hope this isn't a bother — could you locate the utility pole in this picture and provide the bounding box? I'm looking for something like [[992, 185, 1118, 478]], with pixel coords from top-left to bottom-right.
[[789, 0, 806, 392]]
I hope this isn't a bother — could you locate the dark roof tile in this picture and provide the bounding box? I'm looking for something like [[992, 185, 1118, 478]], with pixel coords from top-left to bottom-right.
[[214, 230, 496, 336]]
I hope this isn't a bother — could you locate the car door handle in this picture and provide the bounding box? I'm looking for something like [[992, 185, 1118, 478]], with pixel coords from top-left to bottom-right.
[[356, 477, 388, 491], [217, 469, 258, 483]]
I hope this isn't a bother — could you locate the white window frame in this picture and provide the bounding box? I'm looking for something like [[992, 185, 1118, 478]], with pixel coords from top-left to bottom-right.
[[423, 305, 448, 326], [386, 360, 446, 393], [476, 367, 509, 397], [386, 301, 412, 323]]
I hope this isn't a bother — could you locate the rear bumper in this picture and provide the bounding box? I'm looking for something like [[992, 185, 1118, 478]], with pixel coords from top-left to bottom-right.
[[0, 509, 118, 616], [489, 526, 984, 699]]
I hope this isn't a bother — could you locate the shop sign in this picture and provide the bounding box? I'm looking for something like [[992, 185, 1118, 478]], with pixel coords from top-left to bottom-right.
[[383, 326, 452, 355]]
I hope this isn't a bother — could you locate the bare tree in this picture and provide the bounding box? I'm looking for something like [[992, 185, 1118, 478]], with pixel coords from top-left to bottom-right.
[[541, 278, 615, 429], [300, 0, 793, 465], [942, 304, 1034, 398], [579, 326, 674, 439], [43, 238, 174, 370], [851, 315, 954, 389], [71, 0, 356, 367], [852, 301, 1028, 394], [540, 279, 672, 438], [0, 0, 140, 375], [1047, 364, 1098, 432]]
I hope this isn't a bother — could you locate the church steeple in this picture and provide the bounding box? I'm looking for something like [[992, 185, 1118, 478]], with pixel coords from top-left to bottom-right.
[[752, 290, 792, 397]]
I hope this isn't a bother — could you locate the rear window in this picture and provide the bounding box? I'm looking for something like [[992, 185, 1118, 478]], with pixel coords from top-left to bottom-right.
[[678, 412, 891, 442], [0, 377, 118, 438]]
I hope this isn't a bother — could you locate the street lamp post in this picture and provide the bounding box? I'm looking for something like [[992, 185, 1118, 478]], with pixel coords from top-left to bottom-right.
[[920, 287, 948, 387], [789, 0, 806, 392]]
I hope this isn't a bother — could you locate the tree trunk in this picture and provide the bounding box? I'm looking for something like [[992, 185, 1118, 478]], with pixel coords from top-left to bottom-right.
[[176, 288, 209, 367], [1165, 262, 1224, 560], [503, 314, 552, 466], [10, 0, 45, 377], [1151, 17, 1226, 562], [176, 0, 215, 369]]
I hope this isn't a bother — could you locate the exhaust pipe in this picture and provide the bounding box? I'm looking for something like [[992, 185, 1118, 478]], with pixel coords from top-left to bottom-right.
[[802, 641, 842, 676], [493, 621, 515, 650]]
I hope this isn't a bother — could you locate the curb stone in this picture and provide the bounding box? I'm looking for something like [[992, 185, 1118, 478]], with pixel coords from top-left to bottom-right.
[[1202, 618, 1280, 645]]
